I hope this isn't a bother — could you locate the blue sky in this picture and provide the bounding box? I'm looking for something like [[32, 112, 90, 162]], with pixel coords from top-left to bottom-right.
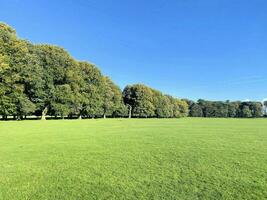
[[1, 0, 267, 101]]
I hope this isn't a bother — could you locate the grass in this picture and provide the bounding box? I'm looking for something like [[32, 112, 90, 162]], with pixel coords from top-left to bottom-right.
[[0, 118, 266, 200]]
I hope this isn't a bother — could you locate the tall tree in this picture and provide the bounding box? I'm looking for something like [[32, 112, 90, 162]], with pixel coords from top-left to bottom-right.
[[68, 62, 104, 119], [31, 44, 78, 119], [0, 23, 35, 119], [123, 84, 155, 118]]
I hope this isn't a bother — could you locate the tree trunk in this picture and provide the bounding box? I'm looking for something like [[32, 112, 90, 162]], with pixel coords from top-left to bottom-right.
[[78, 115, 82, 120], [103, 114, 106, 119], [41, 107, 48, 120], [17, 115, 22, 121], [128, 105, 132, 118]]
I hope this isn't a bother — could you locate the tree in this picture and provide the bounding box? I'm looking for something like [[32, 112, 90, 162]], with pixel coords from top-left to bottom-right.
[[67, 62, 105, 119], [102, 77, 126, 118], [31, 44, 78, 119], [213, 102, 228, 118], [122, 85, 135, 118], [50, 84, 73, 119], [250, 102, 263, 118], [0, 23, 35, 119], [123, 84, 155, 118], [228, 102, 240, 118], [0, 54, 13, 119], [167, 96, 188, 118], [241, 105, 252, 118], [154, 94, 172, 118], [101, 77, 125, 118], [176, 99, 189, 117], [189, 103, 203, 117], [123, 84, 188, 118]]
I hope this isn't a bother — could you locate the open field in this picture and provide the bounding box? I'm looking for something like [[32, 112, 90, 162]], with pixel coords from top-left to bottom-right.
[[0, 118, 266, 200]]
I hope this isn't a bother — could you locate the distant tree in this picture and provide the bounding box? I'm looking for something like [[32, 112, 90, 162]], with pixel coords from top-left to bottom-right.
[[228, 102, 240, 118], [250, 102, 263, 118], [176, 99, 189, 117], [122, 85, 135, 118], [200, 100, 214, 117], [187, 100, 263, 119], [154, 93, 172, 118], [182, 99, 194, 108], [133, 85, 155, 118], [123, 84, 187, 118], [123, 84, 155, 118], [241, 105, 252, 118], [213, 102, 228, 118], [189, 103, 203, 117]]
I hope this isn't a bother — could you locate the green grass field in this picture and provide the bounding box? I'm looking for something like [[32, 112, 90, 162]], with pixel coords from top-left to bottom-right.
[[0, 118, 266, 200]]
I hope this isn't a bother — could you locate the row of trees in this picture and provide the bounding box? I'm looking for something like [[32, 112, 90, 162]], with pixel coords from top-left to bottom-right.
[[0, 23, 266, 120], [123, 84, 188, 118], [187, 100, 264, 118], [0, 23, 188, 120]]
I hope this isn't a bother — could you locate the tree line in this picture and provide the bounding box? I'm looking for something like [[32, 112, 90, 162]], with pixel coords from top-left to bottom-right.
[[186, 100, 264, 118], [0, 23, 188, 120], [0, 23, 266, 120]]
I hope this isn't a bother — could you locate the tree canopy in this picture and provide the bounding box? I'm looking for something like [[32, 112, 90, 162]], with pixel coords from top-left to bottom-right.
[[0, 22, 264, 120], [188, 100, 263, 118]]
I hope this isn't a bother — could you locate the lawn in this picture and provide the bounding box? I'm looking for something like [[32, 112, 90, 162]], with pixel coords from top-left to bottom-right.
[[0, 118, 266, 200]]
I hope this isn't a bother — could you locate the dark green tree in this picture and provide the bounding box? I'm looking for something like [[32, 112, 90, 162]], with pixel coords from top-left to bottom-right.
[[241, 105, 252, 118], [189, 103, 203, 117]]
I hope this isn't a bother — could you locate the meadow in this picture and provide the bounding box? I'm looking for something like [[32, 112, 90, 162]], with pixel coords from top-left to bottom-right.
[[0, 118, 266, 200]]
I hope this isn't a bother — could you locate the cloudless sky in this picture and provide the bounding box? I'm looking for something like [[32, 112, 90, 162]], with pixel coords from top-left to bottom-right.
[[1, 0, 267, 101]]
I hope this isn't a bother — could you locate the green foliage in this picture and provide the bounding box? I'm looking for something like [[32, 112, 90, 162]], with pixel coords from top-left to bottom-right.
[[189, 103, 203, 117], [250, 102, 263, 118], [154, 94, 172, 118], [123, 84, 188, 118], [0, 22, 264, 119], [189, 100, 263, 118], [0, 23, 128, 119], [50, 84, 73, 118], [16, 94, 36, 118], [103, 77, 126, 118], [0, 22, 33, 118], [241, 105, 252, 118]]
